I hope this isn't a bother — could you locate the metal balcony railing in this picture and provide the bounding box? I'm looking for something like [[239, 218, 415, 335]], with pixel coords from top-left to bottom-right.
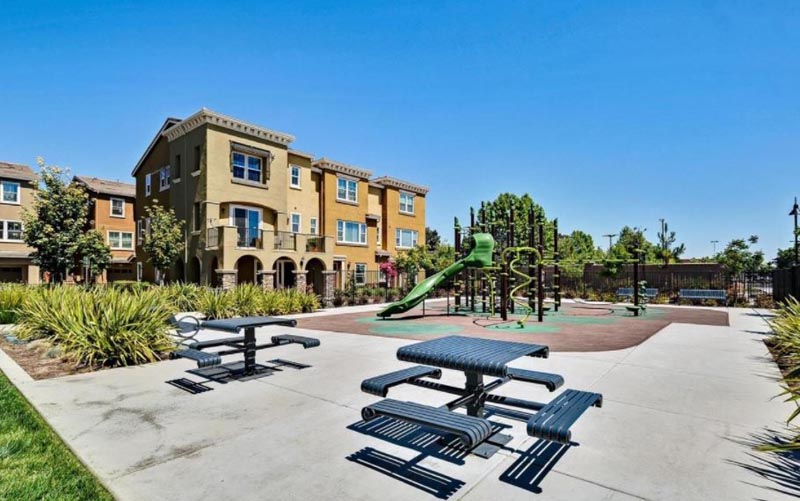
[[274, 231, 297, 251], [236, 227, 263, 249], [305, 235, 327, 253]]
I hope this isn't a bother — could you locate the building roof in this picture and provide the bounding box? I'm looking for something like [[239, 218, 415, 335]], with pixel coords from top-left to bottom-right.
[[0, 161, 36, 182], [74, 176, 136, 198], [312, 158, 373, 179], [131, 117, 182, 176], [288, 149, 315, 160], [371, 176, 429, 195], [162, 108, 295, 146]]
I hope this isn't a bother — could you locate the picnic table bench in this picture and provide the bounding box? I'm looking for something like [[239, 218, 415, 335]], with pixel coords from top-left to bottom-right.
[[679, 289, 727, 301], [358, 336, 602, 458], [169, 316, 319, 386]]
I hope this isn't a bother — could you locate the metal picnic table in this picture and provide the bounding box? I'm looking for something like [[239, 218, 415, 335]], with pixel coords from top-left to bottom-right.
[[359, 335, 602, 458]]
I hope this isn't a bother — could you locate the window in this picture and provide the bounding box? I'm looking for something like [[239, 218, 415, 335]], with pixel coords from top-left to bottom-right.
[[137, 220, 143, 244], [377, 225, 382, 247], [136, 262, 143, 281], [193, 202, 202, 232], [232, 152, 263, 183], [399, 192, 415, 214], [108, 231, 134, 250], [336, 220, 366, 245], [336, 177, 357, 203], [1, 182, 19, 204], [232, 206, 261, 248], [291, 213, 301, 233], [110, 197, 125, 217], [0, 221, 23, 241], [159, 167, 170, 191], [355, 263, 366, 286], [309, 217, 318, 236], [174, 154, 182, 179], [193, 145, 201, 173], [395, 228, 418, 249], [145, 174, 151, 196], [290, 165, 301, 188]]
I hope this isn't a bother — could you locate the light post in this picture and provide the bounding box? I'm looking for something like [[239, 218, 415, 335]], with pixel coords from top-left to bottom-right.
[[711, 240, 719, 255], [790, 197, 799, 267], [603, 233, 616, 252]]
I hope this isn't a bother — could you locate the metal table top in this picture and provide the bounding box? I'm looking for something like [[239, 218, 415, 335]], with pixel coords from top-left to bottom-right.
[[396, 335, 548, 378], [201, 316, 297, 333]]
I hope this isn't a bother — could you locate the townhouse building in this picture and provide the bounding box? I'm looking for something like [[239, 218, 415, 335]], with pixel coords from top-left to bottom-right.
[[131, 108, 427, 295], [72, 176, 137, 282], [0, 161, 39, 284]]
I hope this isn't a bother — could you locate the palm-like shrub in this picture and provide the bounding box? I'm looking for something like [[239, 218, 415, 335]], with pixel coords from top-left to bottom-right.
[[0, 284, 28, 323], [764, 297, 800, 451], [196, 287, 235, 319], [162, 282, 202, 312], [17, 287, 174, 367]]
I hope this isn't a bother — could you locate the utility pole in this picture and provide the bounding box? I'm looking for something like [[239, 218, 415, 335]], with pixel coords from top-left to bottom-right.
[[711, 240, 719, 255], [603, 233, 616, 252]]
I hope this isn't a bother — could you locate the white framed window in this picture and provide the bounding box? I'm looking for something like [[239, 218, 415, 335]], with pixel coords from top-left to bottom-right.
[[336, 177, 357, 203], [309, 217, 318, 235], [231, 205, 262, 248], [145, 174, 151, 196], [290, 165, 301, 188], [354, 263, 366, 286], [336, 220, 366, 245], [399, 192, 415, 214], [110, 197, 125, 218], [0, 221, 23, 241], [232, 152, 263, 183], [290, 213, 301, 234], [1, 182, 20, 204], [108, 231, 134, 250], [159, 166, 170, 191], [395, 228, 418, 249]]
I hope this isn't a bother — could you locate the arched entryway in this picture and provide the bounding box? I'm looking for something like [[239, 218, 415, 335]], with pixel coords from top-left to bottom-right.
[[273, 257, 296, 289], [174, 259, 185, 283], [305, 258, 326, 294], [189, 257, 201, 285], [235, 255, 263, 285], [209, 257, 220, 288]]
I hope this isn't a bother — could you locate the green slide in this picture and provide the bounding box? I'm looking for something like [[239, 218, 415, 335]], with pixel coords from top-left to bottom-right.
[[377, 233, 495, 318]]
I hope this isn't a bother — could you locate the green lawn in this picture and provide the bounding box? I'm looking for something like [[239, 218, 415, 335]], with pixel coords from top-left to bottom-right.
[[0, 370, 113, 501]]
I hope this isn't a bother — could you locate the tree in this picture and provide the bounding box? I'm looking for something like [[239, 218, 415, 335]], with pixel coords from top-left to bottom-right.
[[425, 227, 442, 252], [141, 203, 184, 284], [715, 236, 771, 277], [22, 158, 110, 283], [656, 221, 686, 266], [481, 193, 549, 250], [559, 230, 602, 278], [607, 226, 656, 262], [776, 247, 797, 269], [77, 230, 112, 280]]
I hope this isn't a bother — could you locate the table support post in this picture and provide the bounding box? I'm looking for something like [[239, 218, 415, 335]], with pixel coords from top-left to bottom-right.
[[243, 326, 256, 376], [465, 371, 485, 418]]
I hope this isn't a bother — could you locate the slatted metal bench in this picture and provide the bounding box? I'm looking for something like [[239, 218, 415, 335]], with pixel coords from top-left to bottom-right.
[[170, 348, 222, 368], [362, 399, 493, 449], [679, 289, 727, 301], [362, 365, 442, 397], [507, 367, 564, 392], [616, 287, 659, 298], [527, 389, 603, 444]]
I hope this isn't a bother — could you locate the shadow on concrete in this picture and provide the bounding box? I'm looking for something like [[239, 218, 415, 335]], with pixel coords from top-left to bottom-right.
[[727, 429, 800, 499], [498, 439, 572, 494], [346, 447, 465, 499]]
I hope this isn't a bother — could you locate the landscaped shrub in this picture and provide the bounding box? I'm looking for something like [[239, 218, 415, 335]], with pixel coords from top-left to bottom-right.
[[0, 284, 27, 324], [763, 297, 800, 451], [196, 287, 236, 319], [110, 280, 150, 293], [161, 282, 202, 312], [17, 286, 174, 367]]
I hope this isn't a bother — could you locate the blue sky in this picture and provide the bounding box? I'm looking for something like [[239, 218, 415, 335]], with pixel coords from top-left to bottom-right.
[[1, 1, 798, 259]]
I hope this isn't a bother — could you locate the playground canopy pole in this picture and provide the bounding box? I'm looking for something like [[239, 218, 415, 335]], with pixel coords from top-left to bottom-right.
[[529, 208, 536, 313], [508, 206, 515, 314], [479, 203, 487, 313], [554, 218, 560, 312], [537, 221, 545, 322], [469, 206, 476, 311], [454, 217, 462, 308], [633, 254, 640, 317]]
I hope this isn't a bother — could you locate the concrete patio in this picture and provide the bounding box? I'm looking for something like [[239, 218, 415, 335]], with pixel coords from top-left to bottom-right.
[[1, 307, 797, 500]]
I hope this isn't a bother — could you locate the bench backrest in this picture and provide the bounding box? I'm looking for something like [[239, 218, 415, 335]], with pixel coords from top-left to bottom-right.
[[679, 289, 726, 299], [617, 288, 659, 297]]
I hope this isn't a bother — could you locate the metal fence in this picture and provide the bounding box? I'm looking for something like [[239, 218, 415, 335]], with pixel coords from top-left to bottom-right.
[[773, 266, 800, 302]]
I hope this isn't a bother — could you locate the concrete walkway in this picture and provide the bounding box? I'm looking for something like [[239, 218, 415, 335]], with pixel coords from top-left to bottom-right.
[[2, 308, 797, 500]]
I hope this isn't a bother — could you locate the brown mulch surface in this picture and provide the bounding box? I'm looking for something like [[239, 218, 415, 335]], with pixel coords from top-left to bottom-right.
[[0, 338, 93, 380], [297, 304, 730, 352]]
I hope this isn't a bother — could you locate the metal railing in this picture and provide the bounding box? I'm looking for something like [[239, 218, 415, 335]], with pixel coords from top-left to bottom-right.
[[236, 227, 263, 249], [305, 235, 327, 253], [274, 231, 297, 251]]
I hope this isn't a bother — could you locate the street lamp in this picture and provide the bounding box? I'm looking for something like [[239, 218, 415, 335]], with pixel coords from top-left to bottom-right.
[[711, 240, 719, 255], [603, 233, 616, 252], [790, 197, 799, 267]]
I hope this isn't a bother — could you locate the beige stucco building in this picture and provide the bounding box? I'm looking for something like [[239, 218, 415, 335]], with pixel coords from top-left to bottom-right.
[[0, 161, 40, 284], [131, 109, 427, 294]]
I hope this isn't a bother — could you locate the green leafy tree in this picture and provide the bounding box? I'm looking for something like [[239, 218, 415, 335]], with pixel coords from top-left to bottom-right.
[[425, 227, 442, 252], [77, 230, 112, 280], [559, 230, 602, 278], [607, 226, 657, 262], [22, 158, 110, 283], [481, 193, 550, 250], [715, 236, 771, 277], [142, 203, 184, 284], [776, 247, 797, 269], [656, 221, 686, 266]]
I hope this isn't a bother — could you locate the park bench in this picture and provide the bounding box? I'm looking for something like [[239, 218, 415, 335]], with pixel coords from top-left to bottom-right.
[[356, 336, 602, 459], [679, 289, 727, 302], [167, 316, 319, 391], [616, 287, 658, 298]]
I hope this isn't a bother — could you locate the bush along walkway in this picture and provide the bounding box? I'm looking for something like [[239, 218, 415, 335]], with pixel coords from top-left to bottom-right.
[[0, 369, 112, 501]]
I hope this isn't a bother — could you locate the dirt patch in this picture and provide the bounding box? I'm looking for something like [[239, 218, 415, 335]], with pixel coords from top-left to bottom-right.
[[0, 338, 96, 380], [298, 304, 730, 352]]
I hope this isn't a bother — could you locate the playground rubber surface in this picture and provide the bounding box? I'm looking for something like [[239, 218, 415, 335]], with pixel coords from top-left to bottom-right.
[[296, 303, 730, 351]]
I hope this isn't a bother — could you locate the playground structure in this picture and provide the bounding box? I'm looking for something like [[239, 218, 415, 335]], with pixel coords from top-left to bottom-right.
[[379, 201, 652, 323]]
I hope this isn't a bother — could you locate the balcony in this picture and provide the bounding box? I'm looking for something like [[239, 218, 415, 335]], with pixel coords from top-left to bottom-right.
[[305, 235, 327, 253], [211, 226, 333, 254], [236, 227, 264, 249], [274, 231, 297, 251]]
